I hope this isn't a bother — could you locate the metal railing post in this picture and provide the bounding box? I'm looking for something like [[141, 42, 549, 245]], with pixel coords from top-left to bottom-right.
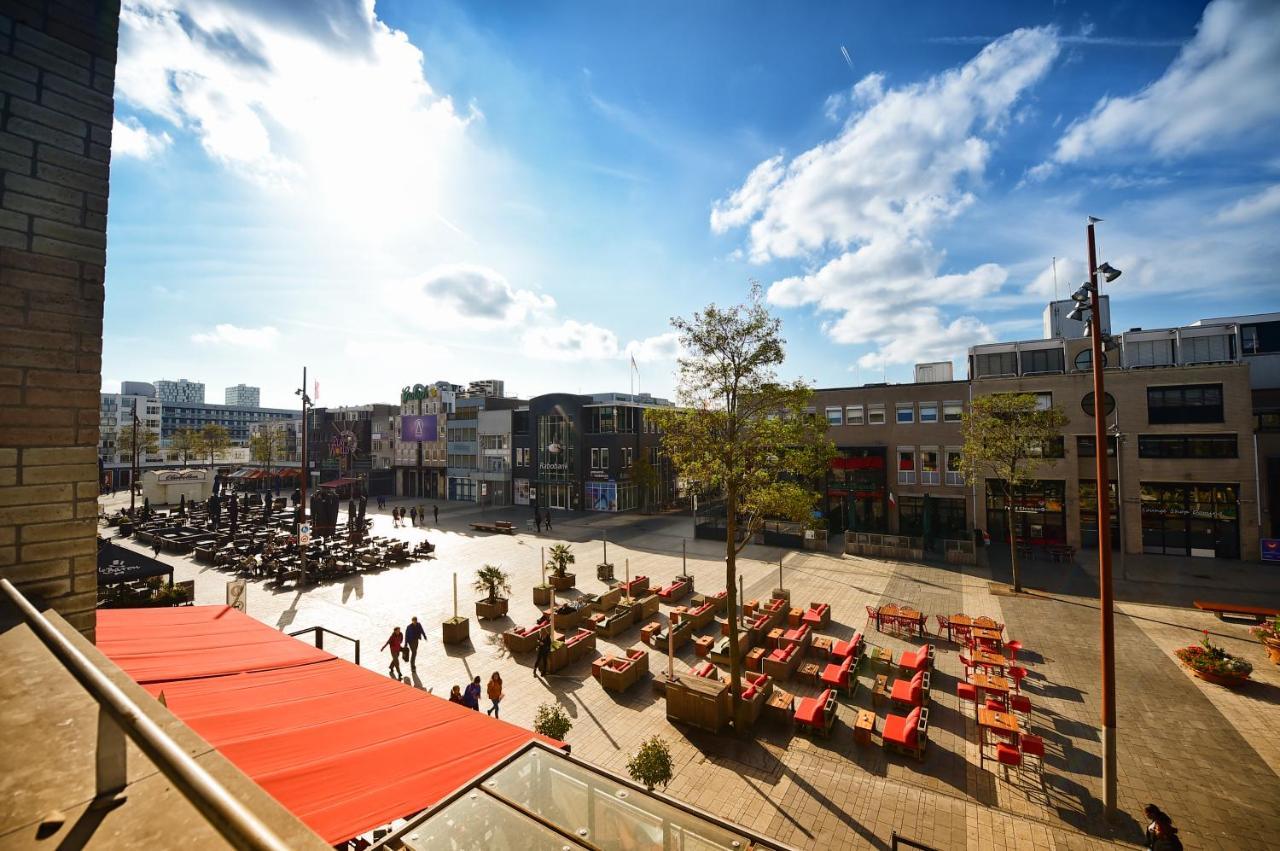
[[95, 707, 127, 802]]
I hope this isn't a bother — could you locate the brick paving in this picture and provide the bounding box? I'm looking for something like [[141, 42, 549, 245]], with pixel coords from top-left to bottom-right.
[[101, 494, 1279, 849]]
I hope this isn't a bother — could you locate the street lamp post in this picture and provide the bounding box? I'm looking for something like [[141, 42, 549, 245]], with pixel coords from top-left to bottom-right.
[[296, 368, 311, 587], [129, 411, 139, 514]]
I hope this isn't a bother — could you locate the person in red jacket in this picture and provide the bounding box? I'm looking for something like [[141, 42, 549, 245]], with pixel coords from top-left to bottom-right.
[[380, 626, 403, 679]]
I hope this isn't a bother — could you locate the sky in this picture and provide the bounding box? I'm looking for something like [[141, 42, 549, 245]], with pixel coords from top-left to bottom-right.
[[103, 0, 1280, 408]]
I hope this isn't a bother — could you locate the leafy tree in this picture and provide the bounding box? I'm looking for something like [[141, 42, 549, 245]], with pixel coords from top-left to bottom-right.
[[199, 423, 231, 469], [626, 736, 674, 791], [473, 563, 511, 602], [117, 423, 159, 463], [960, 393, 1069, 593], [648, 284, 834, 726], [167, 427, 202, 465], [631, 451, 660, 513], [533, 702, 572, 741], [546, 543, 575, 578], [249, 423, 285, 468]]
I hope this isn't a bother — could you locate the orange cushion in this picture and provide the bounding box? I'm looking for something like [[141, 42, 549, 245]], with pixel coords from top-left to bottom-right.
[[883, 713, 916, 747], [820, 663, 846, 685], [794, 697, 823, 726]]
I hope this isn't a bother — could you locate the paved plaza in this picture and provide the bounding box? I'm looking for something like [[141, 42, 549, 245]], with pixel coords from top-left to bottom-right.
[[101, 494, 1280, 850]]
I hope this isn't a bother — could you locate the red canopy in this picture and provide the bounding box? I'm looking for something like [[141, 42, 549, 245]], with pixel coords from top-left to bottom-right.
[[97, 607, 552, 844]]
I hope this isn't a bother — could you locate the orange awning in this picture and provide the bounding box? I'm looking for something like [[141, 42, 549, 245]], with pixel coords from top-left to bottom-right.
[[97, 607, 553, 844]]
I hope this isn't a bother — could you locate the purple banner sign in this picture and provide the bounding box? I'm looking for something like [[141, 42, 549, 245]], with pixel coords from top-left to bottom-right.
[[400, 414, 437, 442]]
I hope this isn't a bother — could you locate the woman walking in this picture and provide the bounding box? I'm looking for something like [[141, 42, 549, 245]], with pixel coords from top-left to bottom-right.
[[462, 675, 482, 710], [486, 672, 504, 718], [380, 626, 403, 679]]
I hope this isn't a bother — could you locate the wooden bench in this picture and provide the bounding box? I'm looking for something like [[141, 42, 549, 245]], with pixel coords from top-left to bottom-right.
[[469, 521, 515, 534], [1193, 600, 1279, 624]]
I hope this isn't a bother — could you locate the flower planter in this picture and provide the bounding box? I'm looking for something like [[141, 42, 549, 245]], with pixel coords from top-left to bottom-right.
[[533, 585, 554, 607], [1263, 637, 1280, 665], [1186, 666, 1251, 688], [475, 598, 508, 620], [549, 573, 575, 591], [442, 616, 470, 645]]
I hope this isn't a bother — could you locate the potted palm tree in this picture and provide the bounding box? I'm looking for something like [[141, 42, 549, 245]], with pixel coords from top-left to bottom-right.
[[547, 543, 576, 591], [474, 563, 511, 620]]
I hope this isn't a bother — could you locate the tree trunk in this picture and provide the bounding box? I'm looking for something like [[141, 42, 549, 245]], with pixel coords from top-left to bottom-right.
[[724, 485, 742, 725], [1006, 505, 1021, 593]]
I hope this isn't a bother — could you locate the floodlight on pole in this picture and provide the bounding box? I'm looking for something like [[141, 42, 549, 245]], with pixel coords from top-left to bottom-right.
[[1098, 262, 1122, 283]]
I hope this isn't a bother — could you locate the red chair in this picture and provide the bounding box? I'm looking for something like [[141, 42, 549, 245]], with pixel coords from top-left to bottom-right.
[[1007, 666, 1027, 693], [1020, 734, 1045, 773], [984, 698, 1005, 712], [830, 631, 863, 661], [865, 605, 879, 629], [935, 614, 949, 637], [957, 681, 977, 716], [889, 670, 928, 708], [820, 654, 855, 696], [1009, 693, 1032, 721], [995, 742, 1021, 779], [881, 705, 928, 760], [691, 660, 716, 679], [794, 688, 837, 737], [958, 650, 974, 679], [802, 602, 831, 629], [898, 644, 933, 675], [1004, 640, 1023, 663]]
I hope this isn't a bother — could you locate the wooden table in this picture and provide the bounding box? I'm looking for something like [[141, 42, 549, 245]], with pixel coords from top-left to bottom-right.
[[977, 707, 1020, 767], [695, 636, 714, 658], [767, 627, 784, 650], [811, 636, 833, 659], [854, 709, 875, 745], [746, 646, 766, 672], [971, 649, 1009, 675], [971, 626, 1003, 646], [872, 673, 889, 704], [877, 604, 924, 636], [971, 672, 1010, 698], [949, 613, 1000, 640], [869, 645, 893, 667], [799, 661, 821, 684], [788, 608, 804, 628], [765, 686, 794, 723]]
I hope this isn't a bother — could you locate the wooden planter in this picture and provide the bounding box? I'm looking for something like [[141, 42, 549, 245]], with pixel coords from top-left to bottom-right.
[[475, 598, 509, 620], [549, 573, 575, 591], [533, 585, 554, 606], [442, 616, 470, 645], [1263, 637, 1280, 665], [1186, 665, 1250, 688]]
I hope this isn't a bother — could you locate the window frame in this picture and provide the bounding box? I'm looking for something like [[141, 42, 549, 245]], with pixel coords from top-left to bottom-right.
[[895, 403, 915, 424], [868, 404, 886, 425], [846, 405, 864, 425], [919, 402, 939, 424], [942, 401, 963, 423], [825, 406, 843, 426]]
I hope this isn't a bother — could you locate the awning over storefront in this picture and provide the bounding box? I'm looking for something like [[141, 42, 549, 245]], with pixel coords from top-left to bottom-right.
[[96, 607, 551, 844], [228, 468, 255, 479]]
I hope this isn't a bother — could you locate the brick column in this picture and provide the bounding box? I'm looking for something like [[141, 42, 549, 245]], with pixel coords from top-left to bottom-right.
[[0, 1, 121, 640]]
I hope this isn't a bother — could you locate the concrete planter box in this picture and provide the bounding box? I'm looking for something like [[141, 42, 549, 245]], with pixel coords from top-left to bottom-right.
[[475, 598, 508, 620], [533, 585, 554, 606], [549, 573, 576, 591], [442, 616, 470, 645]]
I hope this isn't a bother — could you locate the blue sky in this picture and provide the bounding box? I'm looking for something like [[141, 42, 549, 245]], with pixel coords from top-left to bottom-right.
[[105, 0, 1280, 407]]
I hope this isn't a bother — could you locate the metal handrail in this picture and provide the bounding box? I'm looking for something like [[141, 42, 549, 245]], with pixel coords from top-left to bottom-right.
[[0, 579, 293, 851], [289, 625, 361, 665]]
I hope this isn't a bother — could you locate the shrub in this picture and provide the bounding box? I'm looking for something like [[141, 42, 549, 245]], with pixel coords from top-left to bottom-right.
[[626, 736, 674, 791], [533, 702, 572, 741], [1175, 630, 1253, 678]]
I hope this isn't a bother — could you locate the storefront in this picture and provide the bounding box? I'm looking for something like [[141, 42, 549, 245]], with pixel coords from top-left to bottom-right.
[[1078, 480, 1119, 550], [826, 448, 887, 533], [985, 479, 1067, 545], [898, 495, 968, 540], [1140, 482, 1240, 559]]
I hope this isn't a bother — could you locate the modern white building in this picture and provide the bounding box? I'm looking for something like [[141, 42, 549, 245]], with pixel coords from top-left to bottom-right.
[[154, 378, 205, 404], [225, 384, 261, 407], [99, 382, 165, 489]]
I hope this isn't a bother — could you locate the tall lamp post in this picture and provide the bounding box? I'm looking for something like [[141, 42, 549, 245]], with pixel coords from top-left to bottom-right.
[[1067, 217, 1122, 818], [296, 368, 312, 587], [129, 410, 140, 514]]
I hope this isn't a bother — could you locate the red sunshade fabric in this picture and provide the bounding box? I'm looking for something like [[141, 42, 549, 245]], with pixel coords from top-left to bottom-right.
[[97, 607, 549, 844], [317, 478, 357, 488]]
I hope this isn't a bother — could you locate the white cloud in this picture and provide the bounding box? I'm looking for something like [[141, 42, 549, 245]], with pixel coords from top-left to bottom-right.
[[1215, 184, 1280, 225], [713, 27, 1059, 366], [191, 324, 280, 348], [117, 0, 473, 233], [522, 320, 620, 361], [113, 116, 172, 159], [1047, 0, 1280, 166], [419, 264, 554, 325], [624, 332, 681, 364]]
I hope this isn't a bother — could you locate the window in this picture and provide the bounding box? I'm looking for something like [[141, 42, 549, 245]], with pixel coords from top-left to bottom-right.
[[942, 401, 963, 422], [1147, 384, 1224, 425], [1137, 434, 1237, 459], [1021, 348, 1065, 375], [1180, 334, 1232, 365], [590, 448, 607, 469], [1030, 436, 1065, 458], [1033, 392, 1053, 411], [897, 448, 915, 484], [896, 403, 914, 424], [1242, 325, 1260, 354], [825, 406, 843, 426], [919, 403, 938, 423], [868, 404, 886, 425], [622, 446, 633, 468], [846, 405, 864, 425], [1076, 435, 1116, 457], [919, 448, 940, 485], [974, 351, 1017, 377], [1126, 339, 1174, 368], [945, 448, 963, 486]]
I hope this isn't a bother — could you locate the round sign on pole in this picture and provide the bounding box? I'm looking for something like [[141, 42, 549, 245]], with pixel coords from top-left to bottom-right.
[[299, 522, 312, 545], [1081, 391, 1116, 418]]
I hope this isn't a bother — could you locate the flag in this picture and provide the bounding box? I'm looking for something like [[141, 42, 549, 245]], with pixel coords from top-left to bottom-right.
[[314, 379, 319, 403], [630, 353, 638, 371], [888, 491, 897, 508]]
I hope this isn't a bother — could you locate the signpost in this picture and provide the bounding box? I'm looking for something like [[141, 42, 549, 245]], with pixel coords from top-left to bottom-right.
[[226, 579, 247, 613], [299, 523, 312, 545]]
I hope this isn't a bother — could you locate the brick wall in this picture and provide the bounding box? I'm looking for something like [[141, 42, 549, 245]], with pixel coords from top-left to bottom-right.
[[0, 0, 120, 640]]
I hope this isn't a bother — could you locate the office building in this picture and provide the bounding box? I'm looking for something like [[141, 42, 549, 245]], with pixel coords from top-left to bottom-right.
[[447, 392, 525, 502], [225, 384, 261, 407], [154, 378, 205, 404], [161, 400, 298, 445], [99, 383, 165, 488]]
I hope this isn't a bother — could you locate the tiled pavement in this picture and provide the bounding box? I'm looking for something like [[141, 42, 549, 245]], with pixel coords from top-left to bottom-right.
[[101, 495, 1279, 849]]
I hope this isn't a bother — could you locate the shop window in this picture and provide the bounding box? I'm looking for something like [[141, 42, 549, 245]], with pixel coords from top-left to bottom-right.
[[846, 405, 864, 425], [825, 406, 843, 426], [919, 403, 938, 423], [897, 448, 915, 484], [943, 401, 963, 422], [896, 403, 914, 424], [868, 404, 886, 425], [898, 495, 924, 536], [1147, 384, 1224, 425]]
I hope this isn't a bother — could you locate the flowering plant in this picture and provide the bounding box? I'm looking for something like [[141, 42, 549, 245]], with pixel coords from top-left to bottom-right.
[[1249, 615, 1280, 643], [1175, 630, 1253, 678]]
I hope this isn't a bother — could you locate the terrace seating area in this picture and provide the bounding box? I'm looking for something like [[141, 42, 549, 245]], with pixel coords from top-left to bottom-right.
[[655, 575, 694, 603], [597, 647, 649, 693]]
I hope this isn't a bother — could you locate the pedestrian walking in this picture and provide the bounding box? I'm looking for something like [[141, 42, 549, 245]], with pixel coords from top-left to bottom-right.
[[404, 616, 425, 668], [1149, 813, 1182, 851], [486, 672, 504, 718], [534, 632, 551, 677], [417, 505, 425, 527], [448, 685, 463, 704], [433, 504, 439, 524], [462, 676, 482, 710], [1142, 805, 1164, 849], [543, 509, 552, 531], [151, 537, 161, 559], [409, 506, 418, 527], [535, 514, 542, 533], [381, 626, 403, 679]]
